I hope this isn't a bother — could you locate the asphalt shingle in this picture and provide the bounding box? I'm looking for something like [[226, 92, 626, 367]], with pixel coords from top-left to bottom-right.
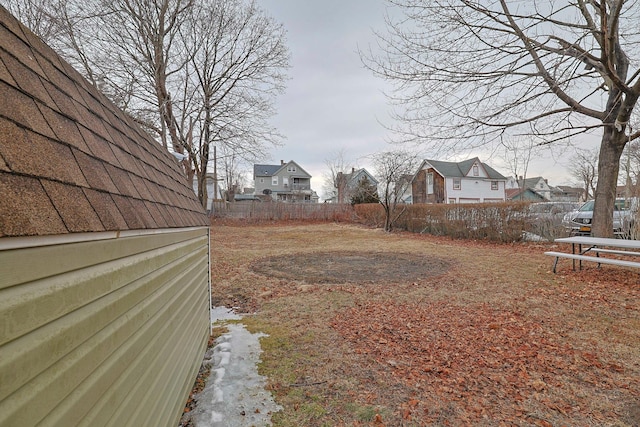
[[0, 6, 208, 237]]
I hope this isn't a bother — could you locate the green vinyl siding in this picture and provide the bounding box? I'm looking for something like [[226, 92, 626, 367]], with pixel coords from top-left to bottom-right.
[[0, 227, 210, 427]]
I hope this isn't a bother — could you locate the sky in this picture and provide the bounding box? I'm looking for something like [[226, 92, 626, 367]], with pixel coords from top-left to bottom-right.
[[256, 0, 590, 199]]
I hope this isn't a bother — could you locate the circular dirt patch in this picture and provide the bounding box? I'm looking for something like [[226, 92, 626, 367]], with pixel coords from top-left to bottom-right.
[[251, 251, 450, 284]]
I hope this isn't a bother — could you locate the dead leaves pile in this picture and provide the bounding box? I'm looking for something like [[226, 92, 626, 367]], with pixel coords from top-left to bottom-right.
[[332, 301, 639, 425]]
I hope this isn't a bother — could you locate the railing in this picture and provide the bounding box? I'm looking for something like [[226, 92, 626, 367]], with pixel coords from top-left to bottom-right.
[[291, 183, 311, 191]]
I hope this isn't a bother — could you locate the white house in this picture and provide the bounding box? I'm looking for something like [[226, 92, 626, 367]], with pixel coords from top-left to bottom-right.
[[412, 157, 507, 204]]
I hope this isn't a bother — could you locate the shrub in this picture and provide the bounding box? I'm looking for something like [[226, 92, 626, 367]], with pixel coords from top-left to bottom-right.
[[355, 202, 530, 242]]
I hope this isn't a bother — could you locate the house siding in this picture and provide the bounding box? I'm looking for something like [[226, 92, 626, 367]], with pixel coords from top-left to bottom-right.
[[253, 162, 313, 201], [413, 159, 507, 204], [446, 178, 505, 203], [412, 169, 427, 204], [0, 227, 209, 426], [430, 171, 446, 203]]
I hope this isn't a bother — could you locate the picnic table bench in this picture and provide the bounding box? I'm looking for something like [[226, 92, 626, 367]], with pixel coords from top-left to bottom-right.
[[545, 236, 640, 273]]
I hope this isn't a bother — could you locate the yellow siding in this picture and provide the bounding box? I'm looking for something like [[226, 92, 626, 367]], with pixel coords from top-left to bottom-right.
[[0, 228, 210, 427]]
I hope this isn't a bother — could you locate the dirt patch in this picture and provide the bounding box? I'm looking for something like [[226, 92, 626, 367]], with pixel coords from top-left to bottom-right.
[[250, 251, 451, 284]]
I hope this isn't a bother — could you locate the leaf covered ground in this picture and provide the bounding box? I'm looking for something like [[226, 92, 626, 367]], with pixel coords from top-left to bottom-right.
[[208, 221, 640, 426]]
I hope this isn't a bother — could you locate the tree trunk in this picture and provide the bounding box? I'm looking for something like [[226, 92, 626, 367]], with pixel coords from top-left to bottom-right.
[[382, 201, 392, 232], [592, 127, 626, 237], [198, 143, 210, 210]]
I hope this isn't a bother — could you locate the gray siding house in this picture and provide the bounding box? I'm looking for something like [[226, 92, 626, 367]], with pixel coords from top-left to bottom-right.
[[254, 160, 317, 202], [336, 167, 378, 203], [0, 6, 210, 427]]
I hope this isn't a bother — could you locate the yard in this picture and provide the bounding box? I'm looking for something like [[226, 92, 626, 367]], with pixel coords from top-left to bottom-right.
[[208, 221, 640, 426]]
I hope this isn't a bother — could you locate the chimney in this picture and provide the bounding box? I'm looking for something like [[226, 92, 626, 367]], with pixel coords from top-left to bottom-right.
[[280, 160, 284, 165], [352, 167, 355, 173]]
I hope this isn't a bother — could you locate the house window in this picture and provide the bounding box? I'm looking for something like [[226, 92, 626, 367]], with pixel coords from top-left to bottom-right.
[[453, 178, 461, 190], [287, 166, 296, 172], [491, 181, 498, 190], [260, 178, 264, 184], [272, 176, 278, 185], [473, 165, 479, 176], [427, 172, 434, 194], [283, 177, 289, 187]]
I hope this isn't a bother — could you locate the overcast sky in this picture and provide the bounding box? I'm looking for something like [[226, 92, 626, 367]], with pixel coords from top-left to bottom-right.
[[257, 0, 588, 198]]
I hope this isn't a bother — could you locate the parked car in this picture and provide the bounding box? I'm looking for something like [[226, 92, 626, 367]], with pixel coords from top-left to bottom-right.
[[528, 201, 582, 221], [525, 201, 582, 240], [562, 198, 637, 236]]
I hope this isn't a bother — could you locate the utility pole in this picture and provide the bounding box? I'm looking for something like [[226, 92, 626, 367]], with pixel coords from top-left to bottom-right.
[[213, 144, 218, 201]]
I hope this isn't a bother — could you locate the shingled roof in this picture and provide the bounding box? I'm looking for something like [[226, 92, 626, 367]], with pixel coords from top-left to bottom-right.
[[0, 6, 208, 238], [426, 158, 506, 180]]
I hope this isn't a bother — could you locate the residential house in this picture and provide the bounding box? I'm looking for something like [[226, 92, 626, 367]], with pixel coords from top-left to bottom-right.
[[397, 173, 414, 204], [0, 7, 210, 426], [617, 183, 640, 199], [335, 167, 378, 203], [505, 187, 546, 201], [507, 176, 556, 200], [556, 185, 586, 202], [193, 172, 217, 210], [412, 157, 507, 204], [254, 160, 317, 202], [505, 176, 583, 202]]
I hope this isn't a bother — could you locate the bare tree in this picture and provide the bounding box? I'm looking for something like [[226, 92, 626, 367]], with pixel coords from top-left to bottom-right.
[[217, 144, 250, 201], [350, 176, 380, 205], [372, 150, 418, 231], [4, 0, 61, 43], [10, 0, 289, 209], [99, 0, 194, 152], [501, 138, 536, 198], [570, 148, 599, 201], [620, 139, 640, 198], [367, 1, 640, 237], [12, 0, 195, 150], [182, 0, 288, 209], [323, 149, 352, 203]]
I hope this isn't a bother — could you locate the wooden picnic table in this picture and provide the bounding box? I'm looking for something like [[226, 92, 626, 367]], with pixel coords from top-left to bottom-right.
[[545, 236, 640, 273]]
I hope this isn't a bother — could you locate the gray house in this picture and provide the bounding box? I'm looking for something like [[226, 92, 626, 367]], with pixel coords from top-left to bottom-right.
[[254, 160, 317, 202], [0, 7, 210, 427], [335, 167, 379, 203]]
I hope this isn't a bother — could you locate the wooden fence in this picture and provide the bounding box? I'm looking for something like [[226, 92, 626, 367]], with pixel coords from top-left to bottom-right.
[[212, 201, 356, 221]]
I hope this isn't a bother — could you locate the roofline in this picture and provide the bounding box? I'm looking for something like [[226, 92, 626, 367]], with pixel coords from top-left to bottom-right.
[[0, 226, 210, 251], [276, 160, 312, 177], [415, 158, 507, 180]]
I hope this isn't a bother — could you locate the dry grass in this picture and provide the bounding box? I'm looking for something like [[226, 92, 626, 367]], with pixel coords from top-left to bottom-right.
[[210, 221, 640, 426]]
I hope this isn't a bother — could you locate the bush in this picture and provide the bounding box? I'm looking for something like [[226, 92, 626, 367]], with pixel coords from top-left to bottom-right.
[[214, 200, 554, 243], [355, 202, 531, 242]]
